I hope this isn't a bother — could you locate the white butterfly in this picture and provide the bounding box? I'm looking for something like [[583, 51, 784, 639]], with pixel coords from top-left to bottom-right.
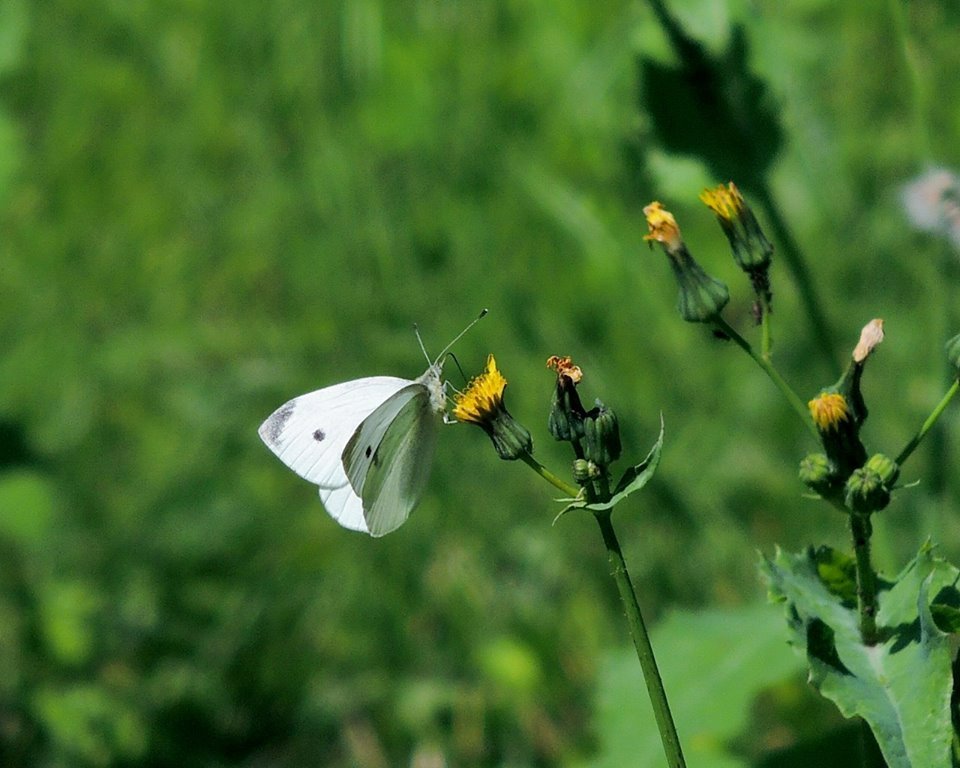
[[258, 312, 485, 536]]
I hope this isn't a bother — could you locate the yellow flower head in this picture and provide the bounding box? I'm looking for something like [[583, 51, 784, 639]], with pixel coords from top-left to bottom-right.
[[699, 182, 745, 222], [643, 202, 683, 251], [453, 354, 507, 425], [808, 392, 850, 432], [454, 355, 532, 460]]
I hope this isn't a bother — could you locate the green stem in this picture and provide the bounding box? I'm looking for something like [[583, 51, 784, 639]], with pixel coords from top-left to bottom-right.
[[895, 379, 960, 467], [712, 316, 820, 441], [518, 452, 581, 498], [849, 511, 878, 645], [759, 294, 773, 361], [752, 182, 841, 375], [594, 510, 686, 768]]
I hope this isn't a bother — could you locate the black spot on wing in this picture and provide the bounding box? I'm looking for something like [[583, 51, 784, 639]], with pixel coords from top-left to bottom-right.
[[262, 401, 296, 444], [313, 428, 325, 442], [365, 445, 372, 458]]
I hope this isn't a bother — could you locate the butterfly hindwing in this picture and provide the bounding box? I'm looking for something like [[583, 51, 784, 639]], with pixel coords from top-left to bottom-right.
[[342, 384, 441, 536]]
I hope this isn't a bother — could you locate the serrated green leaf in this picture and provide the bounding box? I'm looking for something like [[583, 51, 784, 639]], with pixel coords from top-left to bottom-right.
[[761, 545, 957, 768], [559, 421, 663, 515]]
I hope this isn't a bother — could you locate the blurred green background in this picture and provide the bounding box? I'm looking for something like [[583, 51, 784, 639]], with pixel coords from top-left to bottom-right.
[[2, 0, 960, 765]]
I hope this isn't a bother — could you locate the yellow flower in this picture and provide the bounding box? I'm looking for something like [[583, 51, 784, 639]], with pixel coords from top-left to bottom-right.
[[808, 392, 850, 432], [699, 182, 745, 222], [453, 354, 507, 425], [700, 181, 773, 276], [643, 202, 683, 251], [454, 355, 532, 460]]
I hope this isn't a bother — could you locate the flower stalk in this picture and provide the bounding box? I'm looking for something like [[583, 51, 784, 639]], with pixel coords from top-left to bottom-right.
[[595, 509, 686, 768], [458, 354, 687, 768]]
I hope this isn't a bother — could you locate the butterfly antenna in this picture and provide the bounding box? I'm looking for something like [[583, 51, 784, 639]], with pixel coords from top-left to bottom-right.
[[414, 323, 431, 366], [434, 308, 488, 364]]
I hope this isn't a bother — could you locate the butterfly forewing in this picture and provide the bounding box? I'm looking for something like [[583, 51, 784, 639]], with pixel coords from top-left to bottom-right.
[[348, 388, 441, 536], [258, 376, 413, 534]]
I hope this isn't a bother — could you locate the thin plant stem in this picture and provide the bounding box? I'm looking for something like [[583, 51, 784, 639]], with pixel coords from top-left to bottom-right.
[[594, 510, 686, 768], [712, 316, 820, 441], [518, 452, 685, 766], [895, 379, 960, 467], [518, 452, 580, 498], [759, 295, 773, 361]]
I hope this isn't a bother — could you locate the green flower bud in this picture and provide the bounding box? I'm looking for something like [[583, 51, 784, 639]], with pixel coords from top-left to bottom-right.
[[582, 404, 622, 468], [799, 452, 842, 497], [946, 332, 960, 373], [843, 454, 899, 514], [864, 453, 900, 488], [572, 458, 600, 484]]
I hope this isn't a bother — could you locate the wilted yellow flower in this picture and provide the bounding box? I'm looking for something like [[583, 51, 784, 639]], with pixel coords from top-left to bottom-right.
[[643, 202, 683, 251], [808, 392, 850, 432], [546, 355, 583, 384]]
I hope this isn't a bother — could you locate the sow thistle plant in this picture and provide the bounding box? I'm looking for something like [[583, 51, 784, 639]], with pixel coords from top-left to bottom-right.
[[448, 181, 960, 767], [641, 184, 960, 767]]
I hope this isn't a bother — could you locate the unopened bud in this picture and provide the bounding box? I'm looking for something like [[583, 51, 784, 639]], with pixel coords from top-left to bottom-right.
[[799, 453, 842, 497], [844, 454, 899, 514], [583, 404, 622, 468]]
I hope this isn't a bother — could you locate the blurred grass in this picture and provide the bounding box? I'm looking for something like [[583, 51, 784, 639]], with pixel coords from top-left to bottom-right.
[[1, 0, 960, 765]]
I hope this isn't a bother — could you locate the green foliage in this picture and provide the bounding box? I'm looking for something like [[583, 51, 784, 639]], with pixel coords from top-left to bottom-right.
[[1, 0, 960, 764], [582, 604, 803, 768], [762, 544, 958, 767]]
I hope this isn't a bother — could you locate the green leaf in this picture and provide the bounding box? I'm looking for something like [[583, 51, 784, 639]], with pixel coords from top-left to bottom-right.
[[761, 544, 957, 768], [580, 604, 803, 768], [558, 421, 663, 515]]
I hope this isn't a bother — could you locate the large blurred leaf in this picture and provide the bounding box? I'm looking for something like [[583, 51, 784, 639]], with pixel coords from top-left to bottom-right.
[[583, 603, 803, 768], [762, 544, 957, 768]]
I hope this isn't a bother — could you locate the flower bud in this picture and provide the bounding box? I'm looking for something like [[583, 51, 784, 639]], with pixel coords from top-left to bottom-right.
[[644, 201, 730, 323], [547, 355, 586, 443], [572, 458, 600, 484], [582, 404, 622, 468], [798, 452, 842, 498], [843, 454, 899, 514]]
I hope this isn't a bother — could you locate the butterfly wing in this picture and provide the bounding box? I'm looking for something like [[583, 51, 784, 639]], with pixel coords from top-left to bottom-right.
[[258, 376, 410, 532], [342, 383, 442, 536]]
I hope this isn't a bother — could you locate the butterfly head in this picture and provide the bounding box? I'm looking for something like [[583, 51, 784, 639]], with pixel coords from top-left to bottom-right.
[[414, 309, 488, 415]]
